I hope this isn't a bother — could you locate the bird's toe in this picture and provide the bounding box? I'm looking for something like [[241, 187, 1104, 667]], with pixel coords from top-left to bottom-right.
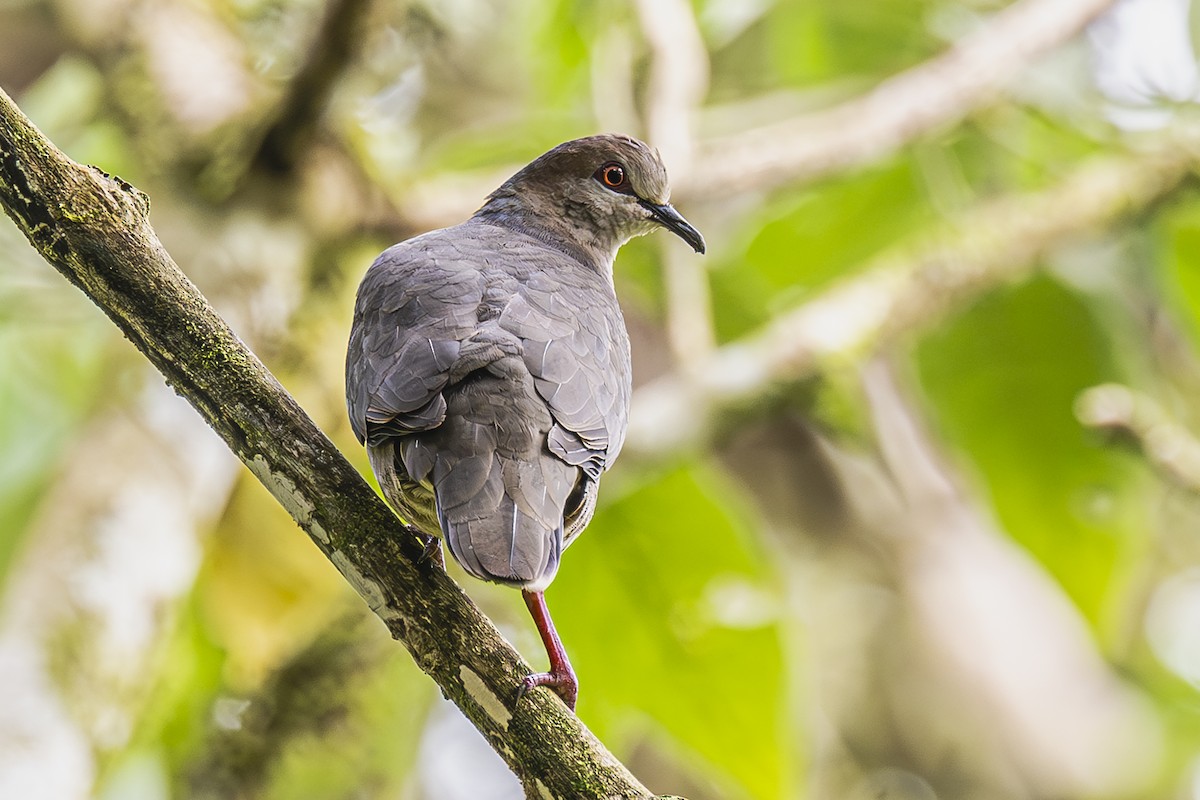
[[516, 669, 578, 711]]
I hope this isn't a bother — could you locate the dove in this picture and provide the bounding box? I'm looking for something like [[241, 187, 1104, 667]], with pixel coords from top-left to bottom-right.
[[346, 134, 704, 709]]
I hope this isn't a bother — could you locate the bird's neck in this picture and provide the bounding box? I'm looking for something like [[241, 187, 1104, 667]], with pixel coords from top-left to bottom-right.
[[473, 191, 620, 277]]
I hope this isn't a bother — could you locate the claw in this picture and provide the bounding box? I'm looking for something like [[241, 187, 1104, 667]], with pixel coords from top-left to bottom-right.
[[517, 668, 578, 710], [418, 534, 444, 568]]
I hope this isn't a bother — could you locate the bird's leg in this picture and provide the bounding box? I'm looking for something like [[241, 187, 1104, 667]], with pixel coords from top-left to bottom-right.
[[515, 589, 578, 710], [417, 533, 445, 568], [405, 522, 443, 568]]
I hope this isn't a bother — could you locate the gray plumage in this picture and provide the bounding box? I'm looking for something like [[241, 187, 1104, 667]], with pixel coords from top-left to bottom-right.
[[346, 134, 703, 594]]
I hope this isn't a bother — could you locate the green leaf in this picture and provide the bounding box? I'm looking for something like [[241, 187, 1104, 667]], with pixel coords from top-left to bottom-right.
[[1160, 193, 1200, 350], [553, 465, 789, 799], [916, 275, 1140, 620], [710, 158, 934, 342]]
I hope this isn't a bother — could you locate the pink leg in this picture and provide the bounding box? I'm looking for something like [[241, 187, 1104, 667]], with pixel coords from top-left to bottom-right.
[[515, 589, 578, 710]]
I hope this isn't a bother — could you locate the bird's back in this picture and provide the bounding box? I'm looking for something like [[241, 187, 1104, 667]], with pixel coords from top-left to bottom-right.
[[346, 220, 631, 591]]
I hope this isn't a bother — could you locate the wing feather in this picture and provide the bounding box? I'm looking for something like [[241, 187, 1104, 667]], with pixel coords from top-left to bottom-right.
[[346, 223, 631, 587]]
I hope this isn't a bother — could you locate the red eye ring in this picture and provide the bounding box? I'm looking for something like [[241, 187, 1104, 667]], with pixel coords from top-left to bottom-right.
[[599, 163, 625, 188]]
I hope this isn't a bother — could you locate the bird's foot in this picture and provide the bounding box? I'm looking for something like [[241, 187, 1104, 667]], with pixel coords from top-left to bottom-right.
[[517, 590, 578, 710], [516, 668, 578, 711], [417, 534, 444, 568]]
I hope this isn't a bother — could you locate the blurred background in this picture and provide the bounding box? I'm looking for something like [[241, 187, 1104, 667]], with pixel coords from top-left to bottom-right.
[[2, 0, 1200, 797]]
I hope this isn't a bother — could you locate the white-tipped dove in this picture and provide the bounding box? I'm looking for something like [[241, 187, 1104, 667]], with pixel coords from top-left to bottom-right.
[[345, 134, 704, 710]]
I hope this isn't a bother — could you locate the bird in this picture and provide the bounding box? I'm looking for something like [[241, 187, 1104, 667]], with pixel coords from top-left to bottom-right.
[[345, 134, 704, 710]]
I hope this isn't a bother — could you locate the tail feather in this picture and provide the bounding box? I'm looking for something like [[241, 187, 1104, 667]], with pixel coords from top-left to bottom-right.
[[440, 494, 562, 589], [422, 370, 577, 590]]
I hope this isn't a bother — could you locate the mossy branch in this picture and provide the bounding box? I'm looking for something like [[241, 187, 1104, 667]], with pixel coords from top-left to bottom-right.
[[0, 85, 661, 799]]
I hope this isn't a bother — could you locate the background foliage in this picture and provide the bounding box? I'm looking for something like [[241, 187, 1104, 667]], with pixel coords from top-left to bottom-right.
[[2, 0, 1200, 798]]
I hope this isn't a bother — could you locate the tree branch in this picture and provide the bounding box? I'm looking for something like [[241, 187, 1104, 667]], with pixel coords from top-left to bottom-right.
[[390, 0, 1118, 230], [625, 139, 1199, 460], [681, 0, 1118, 197], [0, 85, 659, 798], [633, 0, 715, 372], [1077, 382, 1200, 494], [253, 0, 373, 175]]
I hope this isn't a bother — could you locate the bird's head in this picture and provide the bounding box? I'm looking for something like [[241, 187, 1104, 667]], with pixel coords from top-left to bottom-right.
[[477, 134, 705, 270]]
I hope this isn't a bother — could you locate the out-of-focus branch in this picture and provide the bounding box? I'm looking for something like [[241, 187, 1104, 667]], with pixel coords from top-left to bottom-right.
[[717, 362, 1162, 796], [632, 0, 707, 173], [253, 0, 373, 175], [680, 0, 1118, 198], [393, 0, 1118, 230], [1077, 382, 1200, 493], [858, 361, 1159, 796], [633, 0, 715, 371], [0, 86, 661, 798], [626, 139, 1199, 460]]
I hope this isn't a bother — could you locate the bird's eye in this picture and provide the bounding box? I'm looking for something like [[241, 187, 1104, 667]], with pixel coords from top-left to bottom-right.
[[595, 162, 627, 191]]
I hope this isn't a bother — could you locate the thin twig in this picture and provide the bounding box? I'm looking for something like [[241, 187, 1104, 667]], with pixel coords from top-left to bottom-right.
[[1077, 382, 1200, 494]]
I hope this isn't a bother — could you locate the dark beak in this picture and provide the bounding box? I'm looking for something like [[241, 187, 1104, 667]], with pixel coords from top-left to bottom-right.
[[639, 199, 706, 254]]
